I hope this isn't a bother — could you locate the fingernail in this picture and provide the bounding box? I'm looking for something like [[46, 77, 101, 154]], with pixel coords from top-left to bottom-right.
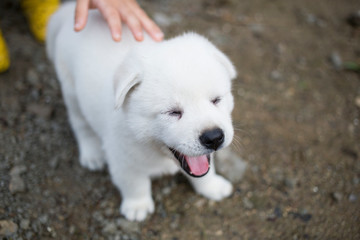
[[114, 33, 121, 41], [74, 21, 81, 30], [155, 32, 164, 41], [135, 32, 144, 41]]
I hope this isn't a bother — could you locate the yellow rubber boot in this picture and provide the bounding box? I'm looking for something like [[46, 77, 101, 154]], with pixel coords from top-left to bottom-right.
[[0, 30, 10, 73], [21, 0, 60, 42]]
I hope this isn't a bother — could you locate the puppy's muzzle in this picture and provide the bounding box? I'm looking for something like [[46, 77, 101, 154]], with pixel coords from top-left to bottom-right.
[[199, 128, 224, 151]]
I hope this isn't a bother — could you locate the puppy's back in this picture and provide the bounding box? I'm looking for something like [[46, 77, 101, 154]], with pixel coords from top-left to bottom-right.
[[46, 2, 75, 62]]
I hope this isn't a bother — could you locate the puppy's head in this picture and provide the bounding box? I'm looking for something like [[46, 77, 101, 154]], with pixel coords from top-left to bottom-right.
[[114, 33, 236, 177]]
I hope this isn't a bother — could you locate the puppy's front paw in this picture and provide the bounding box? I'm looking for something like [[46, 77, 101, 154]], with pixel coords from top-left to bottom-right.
[[80, 155, 105, 171], [195, 175, 233, 201], [79, 145, 105, 171], [120, 197, 155, 221]]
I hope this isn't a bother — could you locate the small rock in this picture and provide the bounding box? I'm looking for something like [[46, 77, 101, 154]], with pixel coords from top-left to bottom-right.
[[69, 225, 76, 235], [20, 219, 30, 230], [161, 186, 172, 196], [274, 207, 282, 218], [215, 230, 223, 236], [194, 199, 206, 209], [346, 10, 360, 28], [104, 208, 114, 217], [116, 219, 140, 233], [242, 197, 254, 209], [26, 68, 40, 87], [103, 222, 118, 234], [270, 70, 282, 81], [330, 52, 342, 70], [26, 103, 53, 119], [330, 192, 343, 202], [306, 13, 316, 24], [349, 193, 357, 202], [284, 177, 298, 189], [39, 215, 48, 224], [170, 215, 180, 230], [355, 96, 360, 108], [49, 157, 59, 169], [215, 148, 247, 183], [0, 220, 18, 236], [249, 24, 264, 37], [289, 211, 312, 222], [9, 165, 26, 194], [10, 165, 27, 176], [267, 207, 282, 221], [92, 211, 104, 222], [305, 13, 326, 27], [353, 177, 360, 185]]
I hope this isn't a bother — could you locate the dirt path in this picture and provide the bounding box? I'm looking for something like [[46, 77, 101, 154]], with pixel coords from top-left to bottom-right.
[[1, 0, 359, 239]]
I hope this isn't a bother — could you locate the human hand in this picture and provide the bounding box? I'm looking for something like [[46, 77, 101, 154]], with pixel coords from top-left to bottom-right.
[[74, 0, 164, 42]]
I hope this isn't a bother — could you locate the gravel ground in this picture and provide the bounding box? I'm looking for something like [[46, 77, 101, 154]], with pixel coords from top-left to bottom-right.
[[1, 0, 360, 239]]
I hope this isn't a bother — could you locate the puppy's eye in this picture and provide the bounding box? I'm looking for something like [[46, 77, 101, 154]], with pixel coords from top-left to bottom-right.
[[168, 109, 183, 119], [211, 97, 221, 105]]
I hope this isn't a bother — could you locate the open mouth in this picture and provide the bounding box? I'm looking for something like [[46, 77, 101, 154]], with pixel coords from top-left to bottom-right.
[[169, 148, 210, 178]]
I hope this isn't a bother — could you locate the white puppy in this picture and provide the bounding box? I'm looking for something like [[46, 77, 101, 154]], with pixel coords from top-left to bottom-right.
[[47, 2, 237, 221]]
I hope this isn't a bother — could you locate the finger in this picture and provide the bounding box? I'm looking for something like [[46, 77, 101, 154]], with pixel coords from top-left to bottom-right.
[[141, 16, 164, 41], [100, 6, 122, 41], [122, 10, 144, 41], [133, 8, 163, 41], [74, 0, 90, 31]]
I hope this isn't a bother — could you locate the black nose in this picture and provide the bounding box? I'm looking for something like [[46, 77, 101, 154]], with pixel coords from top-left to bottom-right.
[[199, 128, 224, 150]]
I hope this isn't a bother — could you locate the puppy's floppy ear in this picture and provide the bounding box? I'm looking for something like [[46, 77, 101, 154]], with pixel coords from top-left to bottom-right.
[[212, 48, 237, 80], [113, 60, 142, 109]]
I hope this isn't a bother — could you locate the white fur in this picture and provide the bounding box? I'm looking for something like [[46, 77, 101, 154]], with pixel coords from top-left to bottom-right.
[[47, 2, 237, 221]]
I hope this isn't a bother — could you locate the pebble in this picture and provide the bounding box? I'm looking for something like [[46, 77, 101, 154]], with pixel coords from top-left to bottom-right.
[[39, 214, 49, 224], [215, 148, 247, 183], [9, 165, 27, 194], [49, 156, 59, 169], [104, 208, 114, 217], [170, 215, 180, 230], [349, 193, 357, 202], [289, 211, 312, 222], [102, 221, 118, 235], [194, 199, 206, 209], [69, 225, 76, 235], [10, 165, 27, 176], [26, 68, 41, 87], [330, 52, 342, 70], [305, 13, 326, 27], [270, 70, 282, 81], [243, 197, 254, 209], [20, 219, 30, 230], [26, 103, 53, 119], [0, 220, 18, 236], [116, 219, 140, 233], [346, 10, 360, 28], [284, 177, 298, 189], [330, 192, 343, 202], [249, 24, 264, 37], [355, 96, 360, 108]]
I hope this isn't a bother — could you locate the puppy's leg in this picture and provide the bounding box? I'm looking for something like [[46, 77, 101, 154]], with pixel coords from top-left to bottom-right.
[[187, 158, 233, 201], [57, 68, 105, 170], [108, 164, 154, 221], [64, 95, 106, 170]]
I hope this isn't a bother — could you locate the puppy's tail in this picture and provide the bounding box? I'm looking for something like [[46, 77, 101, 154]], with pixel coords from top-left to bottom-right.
[[46, 2, 75, 62]]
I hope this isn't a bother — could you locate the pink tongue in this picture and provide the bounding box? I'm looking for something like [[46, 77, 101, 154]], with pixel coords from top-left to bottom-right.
[[185, 155, 209, 176]]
